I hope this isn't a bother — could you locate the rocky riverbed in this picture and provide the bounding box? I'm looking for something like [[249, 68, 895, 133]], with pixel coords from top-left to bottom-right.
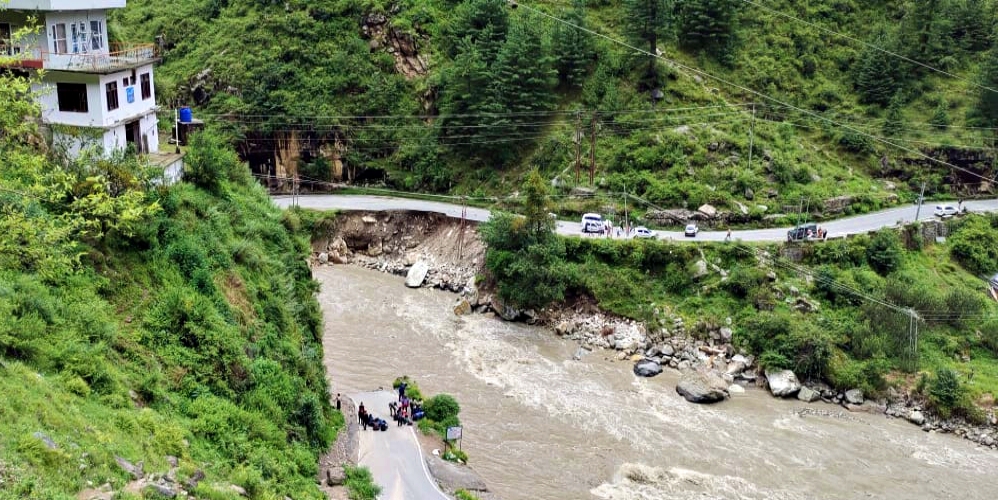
[[311, 210, 998, 452]]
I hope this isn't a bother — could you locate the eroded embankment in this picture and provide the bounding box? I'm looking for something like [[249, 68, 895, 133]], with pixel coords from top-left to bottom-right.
[[310, 211, 998, 452]]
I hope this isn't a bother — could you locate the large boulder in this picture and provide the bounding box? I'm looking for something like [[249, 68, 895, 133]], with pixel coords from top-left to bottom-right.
[[844, 389, 864, 405], [907, 410, 926, 426], [692, 260, 709, 279], [697, 204, 718, 218], [633, 360, 663, 378], [765, 369, 801, 397], [797, 386, 821, 403], [405, 261, 430, 288], [676, 371, 729, 404]]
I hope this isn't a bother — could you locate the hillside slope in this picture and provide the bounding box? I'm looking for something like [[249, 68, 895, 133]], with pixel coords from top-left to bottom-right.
[[0, 69, 338, 498], [114, 0, 998, 216]]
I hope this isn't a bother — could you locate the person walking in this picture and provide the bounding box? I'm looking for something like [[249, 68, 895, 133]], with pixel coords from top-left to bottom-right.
[[358, 402, 368, 431], [725, 229, 731, 242]]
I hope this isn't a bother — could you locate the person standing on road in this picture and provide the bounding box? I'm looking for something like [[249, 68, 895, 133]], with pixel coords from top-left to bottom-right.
[[725, 229, 731, 242], [398, 381, 407, 401], [358, 402, 368, 430]]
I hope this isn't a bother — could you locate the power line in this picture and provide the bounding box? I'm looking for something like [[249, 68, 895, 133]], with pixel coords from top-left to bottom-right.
[[516, 1, 998, 185], [737, 0, 998, 96]]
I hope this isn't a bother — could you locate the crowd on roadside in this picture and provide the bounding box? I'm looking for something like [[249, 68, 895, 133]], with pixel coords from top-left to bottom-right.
[[353, 381, 426, 433]]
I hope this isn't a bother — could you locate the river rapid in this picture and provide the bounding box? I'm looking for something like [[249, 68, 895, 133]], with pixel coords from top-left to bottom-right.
[[317, 265, 997, 500]]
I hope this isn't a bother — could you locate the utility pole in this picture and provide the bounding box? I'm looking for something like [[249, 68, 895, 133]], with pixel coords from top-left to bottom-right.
[[913, 181, 927, 222], [459, 196, 467, 259], [574, 111, 582, 185], [589, 111, 598, 186], [623, 187, 628, 237], [746, 104, 756, 172]]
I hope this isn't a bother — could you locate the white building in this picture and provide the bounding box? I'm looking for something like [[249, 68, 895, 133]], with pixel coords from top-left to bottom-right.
[[2, 0, 167, 161]]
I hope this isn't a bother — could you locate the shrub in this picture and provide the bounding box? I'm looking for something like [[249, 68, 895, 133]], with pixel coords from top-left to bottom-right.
[[424, 394, 461, 423], [865, 230, 902, 275], [344, 466, 381, 500], [183, 130, 243, 193], [456, 490, 481, 500], [928, 368, 964, 419], [949, 216, 998, 275]]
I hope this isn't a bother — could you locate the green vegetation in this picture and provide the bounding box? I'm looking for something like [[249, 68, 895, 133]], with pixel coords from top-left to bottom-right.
[[482, 173, 998, 410], [343, 465, 381, 500], [0, 64, 337, 498], [455, 489, 483, 500], [114, 0, 998, 216]]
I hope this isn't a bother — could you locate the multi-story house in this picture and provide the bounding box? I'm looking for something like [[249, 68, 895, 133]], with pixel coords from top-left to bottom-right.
[[1, 0, 168, 162]]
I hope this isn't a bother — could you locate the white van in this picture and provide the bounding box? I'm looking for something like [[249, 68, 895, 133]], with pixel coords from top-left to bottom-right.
[[581, 213, 603, 233]]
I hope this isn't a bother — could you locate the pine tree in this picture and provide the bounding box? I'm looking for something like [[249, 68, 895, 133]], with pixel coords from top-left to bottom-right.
[[437, 38, 505, 153], [854, 30, 901, 106], [677, 0, 741, 57], [973, 47, 998, 129], [900, 0, 953, 67], [949, 0, 991, 52], [624, 0, 674, 84], [442, 0, 510, 63], [882, 93, 905, 137], [552, 0, 594, 88], [930, 99, 950, 129], [492, 17, 557, 121]]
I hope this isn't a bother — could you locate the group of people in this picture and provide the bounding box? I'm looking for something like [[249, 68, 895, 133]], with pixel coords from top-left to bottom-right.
[[356, 401, 388, 431], [351, 381, 427, 433], [392, 381, 426, 426], [806, 227, 829, 240]]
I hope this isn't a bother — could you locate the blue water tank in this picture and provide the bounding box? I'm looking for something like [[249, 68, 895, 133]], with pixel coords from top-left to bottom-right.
[[179, 107, 193, 123]]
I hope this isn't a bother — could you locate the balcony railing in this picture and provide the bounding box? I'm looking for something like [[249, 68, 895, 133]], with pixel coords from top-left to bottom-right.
[[40, 43, 159, 73]]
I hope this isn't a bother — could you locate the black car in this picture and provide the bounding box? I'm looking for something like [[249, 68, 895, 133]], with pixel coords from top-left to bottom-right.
[[787, 223, 818, 241]]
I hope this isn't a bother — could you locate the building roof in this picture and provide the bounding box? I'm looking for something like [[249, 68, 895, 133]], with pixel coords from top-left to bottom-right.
[[4, 0, 126, 11]]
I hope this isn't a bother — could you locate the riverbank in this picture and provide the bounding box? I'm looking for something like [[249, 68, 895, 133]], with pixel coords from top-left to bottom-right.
[[309, 210, 997, 452]]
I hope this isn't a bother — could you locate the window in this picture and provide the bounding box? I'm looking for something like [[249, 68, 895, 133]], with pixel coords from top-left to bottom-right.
[[106, 81, 119, 111], [51, 23, 67, 54], [71, 22, 88, 54], [140, 73, 151, 100], [90, 20, 104, 51], [57, 83, 88, 113]]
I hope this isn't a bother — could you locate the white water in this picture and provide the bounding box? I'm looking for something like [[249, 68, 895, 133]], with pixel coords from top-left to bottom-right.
[[318, 266, 997, 500]]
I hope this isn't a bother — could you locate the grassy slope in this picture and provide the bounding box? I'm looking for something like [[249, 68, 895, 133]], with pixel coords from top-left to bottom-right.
[[112, 0, 996, 215], [0, 160, 339, 498], [552, 221, 998, 408]]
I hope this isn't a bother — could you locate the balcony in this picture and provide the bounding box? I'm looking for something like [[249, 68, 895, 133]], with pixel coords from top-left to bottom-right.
[[40, 43, 159, 74]]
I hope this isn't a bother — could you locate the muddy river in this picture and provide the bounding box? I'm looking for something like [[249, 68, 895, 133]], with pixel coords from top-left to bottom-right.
[[317, 265, 997, 500]]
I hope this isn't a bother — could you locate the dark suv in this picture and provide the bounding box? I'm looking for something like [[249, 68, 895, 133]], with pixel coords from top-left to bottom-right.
[[787, 223, 818, 241]]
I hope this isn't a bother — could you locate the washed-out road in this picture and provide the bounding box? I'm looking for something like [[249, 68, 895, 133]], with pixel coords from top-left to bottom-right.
[[273, 195, 998, 242], [352, 390, 449, 500]]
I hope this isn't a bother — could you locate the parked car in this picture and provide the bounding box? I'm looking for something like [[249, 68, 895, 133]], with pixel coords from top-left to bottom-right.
[[684, 224, 699, 237], [633, 227, 654, 239], [581, 213, 603, 233], [989, 273, 998, 289], [934, 204, 959, 218], [787, 223, 818, 241]]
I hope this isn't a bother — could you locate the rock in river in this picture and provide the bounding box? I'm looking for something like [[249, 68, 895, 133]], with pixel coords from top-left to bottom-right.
[[405, 261, 429, 288], [676, 371, 729, 404], [633, 360, 663, 378], [765, 369, 801, 397], [797, 386, 820, 403], [844, 389, 864, 405], [907, 410, 926, 426]]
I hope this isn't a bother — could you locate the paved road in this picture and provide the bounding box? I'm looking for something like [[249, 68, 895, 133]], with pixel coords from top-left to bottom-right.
[[274, 195, 998, 242], [353, 390, 448, 500]]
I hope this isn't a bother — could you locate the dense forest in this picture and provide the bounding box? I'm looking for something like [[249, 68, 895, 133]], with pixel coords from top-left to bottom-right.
[[115, 0, 998, 218]]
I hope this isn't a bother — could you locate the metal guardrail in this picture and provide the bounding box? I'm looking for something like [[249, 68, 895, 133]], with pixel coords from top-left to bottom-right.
[[39, 43, 157, 72]]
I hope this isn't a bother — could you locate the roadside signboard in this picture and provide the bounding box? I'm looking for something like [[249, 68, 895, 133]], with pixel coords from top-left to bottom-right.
[[445, 426, 462, 441]]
